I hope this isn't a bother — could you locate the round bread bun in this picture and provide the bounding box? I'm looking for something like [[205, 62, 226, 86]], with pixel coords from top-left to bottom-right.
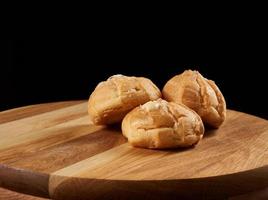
[[88, 75, 161, 125], [162, 70, 226, 128], [122, 99, 204, 149]]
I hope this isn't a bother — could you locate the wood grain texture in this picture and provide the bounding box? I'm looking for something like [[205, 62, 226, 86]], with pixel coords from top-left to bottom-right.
[[0, 187, 49, 200], [0, 101, 83, 125], [0, 101, 268, 200]]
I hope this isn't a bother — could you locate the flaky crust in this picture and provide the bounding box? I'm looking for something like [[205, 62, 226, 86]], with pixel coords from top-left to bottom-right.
[[88, 75, 161, 125], [162, 70, 226, 128], [122, 99, 204, 149]]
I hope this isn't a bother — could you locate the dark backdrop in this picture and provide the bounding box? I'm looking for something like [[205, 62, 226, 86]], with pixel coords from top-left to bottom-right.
[[1, 40, 267, 119]]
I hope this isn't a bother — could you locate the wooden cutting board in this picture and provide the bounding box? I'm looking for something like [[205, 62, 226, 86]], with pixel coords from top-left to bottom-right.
[[0, 101, 268, 200]]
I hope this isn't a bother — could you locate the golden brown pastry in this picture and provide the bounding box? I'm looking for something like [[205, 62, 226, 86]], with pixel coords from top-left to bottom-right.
[[162, 70, 226, 128], [122, 99, 204, 149], [88, 75, 161, 125]]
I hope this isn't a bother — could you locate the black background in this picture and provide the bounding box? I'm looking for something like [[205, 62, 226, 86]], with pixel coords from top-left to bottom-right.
[[0, 40, 267, 119]]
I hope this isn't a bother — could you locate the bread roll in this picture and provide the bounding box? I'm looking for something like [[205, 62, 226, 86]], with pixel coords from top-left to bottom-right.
[[162, 70, 226, 128], [122, 99, 204, 149], [88, 75, 161, 125]]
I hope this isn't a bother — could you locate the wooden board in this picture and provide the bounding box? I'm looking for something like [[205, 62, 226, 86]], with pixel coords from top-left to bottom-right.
[[0, 187, 49, 200], [0, 101, 267, 200]]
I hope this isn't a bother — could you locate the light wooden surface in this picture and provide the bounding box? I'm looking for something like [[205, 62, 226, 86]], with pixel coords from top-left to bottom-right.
[[0, 101, 268, 200]]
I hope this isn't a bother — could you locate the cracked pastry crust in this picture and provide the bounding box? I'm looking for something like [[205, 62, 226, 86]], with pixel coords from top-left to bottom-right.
[[162, 70, 226, 128], [122, 99, 204, 149], [88, 75, 161, 125]]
